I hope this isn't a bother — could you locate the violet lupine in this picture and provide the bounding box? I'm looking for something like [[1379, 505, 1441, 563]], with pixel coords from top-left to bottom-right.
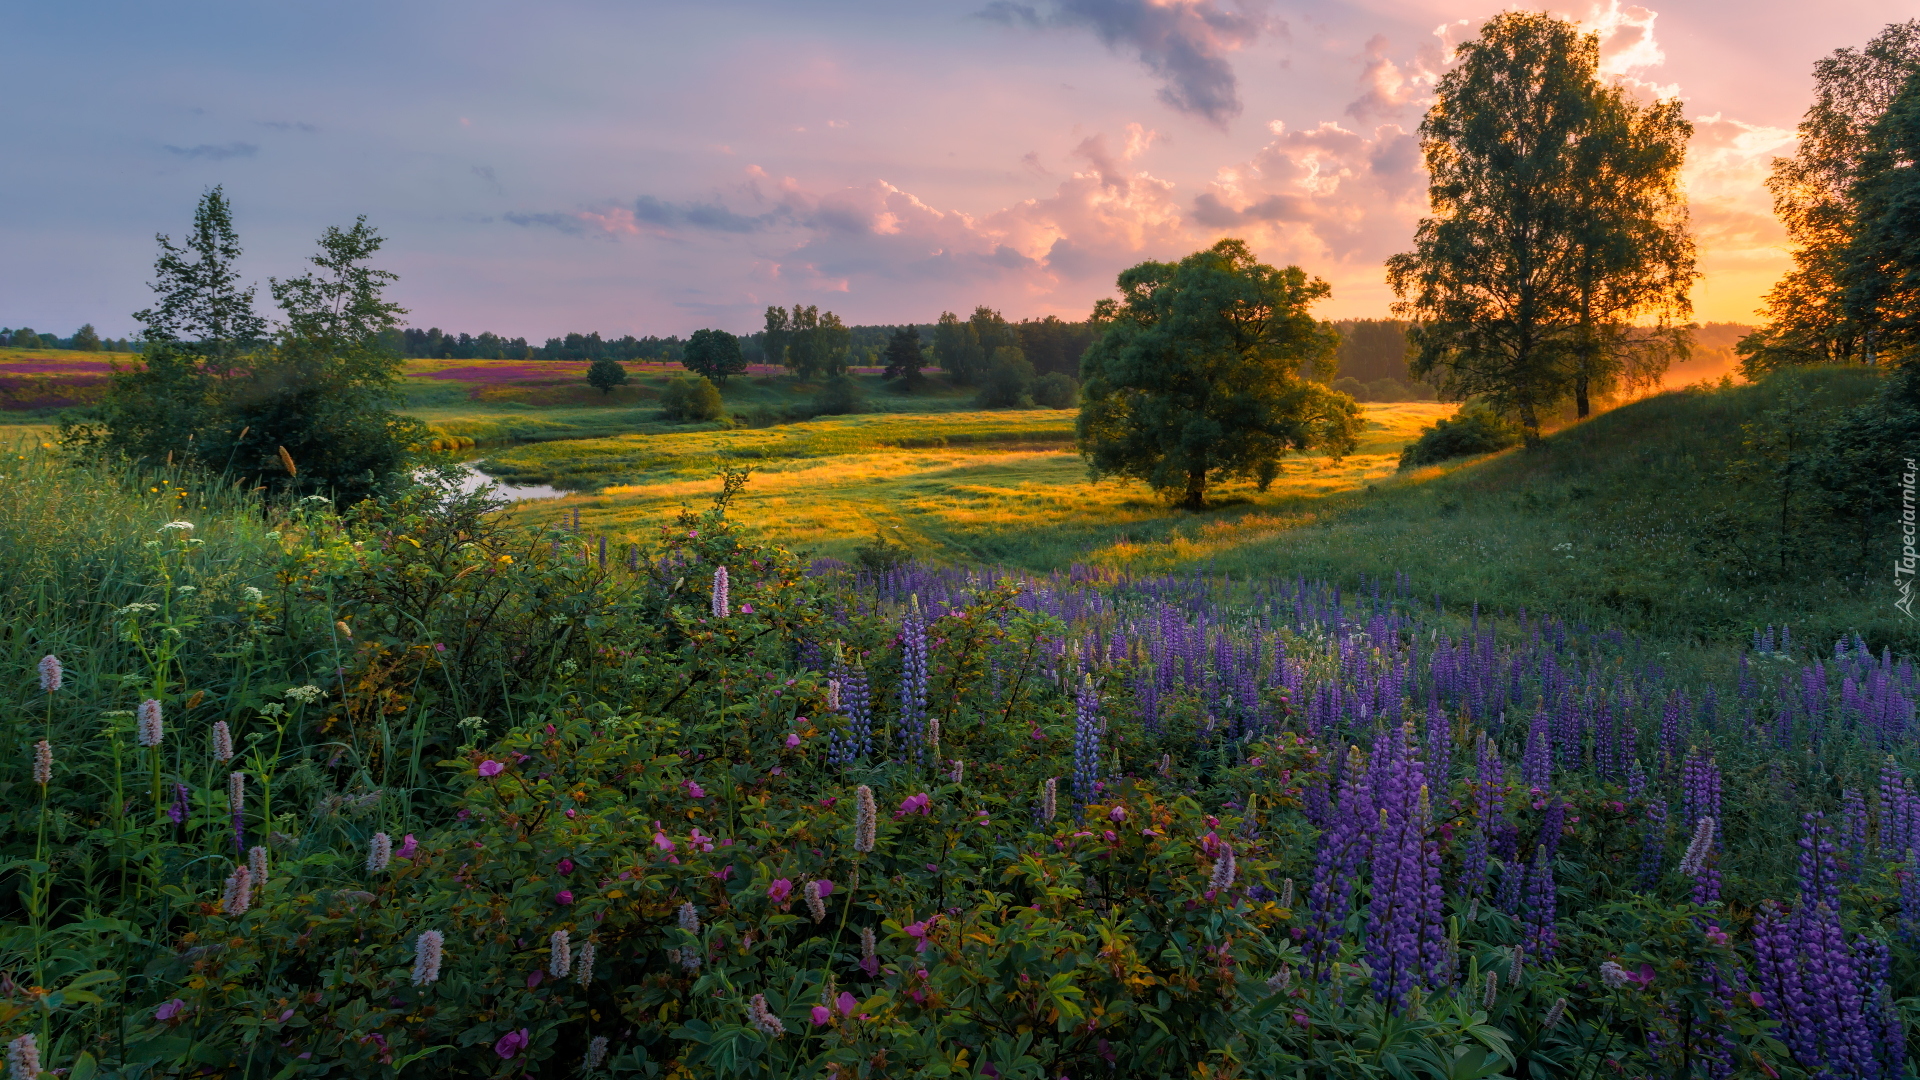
[[1678, 747, 1722, 832], [1521, 845, 1557, 960], [1304, 745, 1375, 975], [1521, 709, 1551, 790], [1636, 798, 1668, 891], [1754, 901, 1887, 1079], [1071, 676, 1101, 807], [1900, 851, 1920, 948], [827, 660, 873, 766], [1840, 787, 1869, 879], [1365, 775, 1448, 1009], [899, 595, 930, 762]]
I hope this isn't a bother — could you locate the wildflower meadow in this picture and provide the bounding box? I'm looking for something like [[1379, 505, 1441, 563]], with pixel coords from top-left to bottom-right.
[[0, 448, 1916, 1079]]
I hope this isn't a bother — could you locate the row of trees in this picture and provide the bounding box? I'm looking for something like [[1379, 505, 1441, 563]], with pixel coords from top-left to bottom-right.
[[2, 325, 136, 351], [760, 304, 853, 379]]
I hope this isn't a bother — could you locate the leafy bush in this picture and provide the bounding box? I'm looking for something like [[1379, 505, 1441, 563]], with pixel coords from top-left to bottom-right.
[[1398, 405, 1521, 468], [586, 356, 629, 394], [660, 374, 724, 422], [810, 373, 865, 416], [1031, 371, 1078, 409], [977, 347, 1034, 408]]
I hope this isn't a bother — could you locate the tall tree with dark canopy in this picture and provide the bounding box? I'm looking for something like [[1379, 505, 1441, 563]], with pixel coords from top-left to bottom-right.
[[1563, 84, 1696, 417], [683, 328, 746, 384], [587, 356, 629, 394], [1743, 21, 1920, 373], [881, 325, 925, 387], [1077, 239, 1361, 510], [132, 185, 268, 360], [71, 324, 101, 351], [932, 311, 983, 385], [1387, 11, 1694, 440]]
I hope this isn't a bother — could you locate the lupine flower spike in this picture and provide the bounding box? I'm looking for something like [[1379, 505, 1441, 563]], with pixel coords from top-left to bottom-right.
[[212, 721, 234, 763], [32, 741, 51, 786], [711, 565, 730, 618], [249, 845, 269, 887], [37, 655, 61, 693], [549, 929, 572, 977], [137, 698, 164, 747], [1041, 777, 1058, 822]]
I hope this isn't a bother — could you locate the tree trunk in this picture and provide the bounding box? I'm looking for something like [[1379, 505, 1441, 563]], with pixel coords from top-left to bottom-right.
[[1183, 466, 1207, 511], [1574, 374, 1590, 419], [1518, 401, 1542, 448]]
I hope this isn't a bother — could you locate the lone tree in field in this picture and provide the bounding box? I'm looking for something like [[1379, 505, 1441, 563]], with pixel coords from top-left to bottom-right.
[[586, 355, 629, 394], [682, 327, 745, 384], [1077, 238, 1361, 510], [1387, 11, 1695, 441]]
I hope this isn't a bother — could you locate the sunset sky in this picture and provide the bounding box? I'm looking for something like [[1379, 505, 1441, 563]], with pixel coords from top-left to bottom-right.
[[0, 0, 1907, 340]]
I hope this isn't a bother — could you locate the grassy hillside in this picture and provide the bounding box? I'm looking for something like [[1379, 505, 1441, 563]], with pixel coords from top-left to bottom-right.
[[1114, 367, 1905, 650]]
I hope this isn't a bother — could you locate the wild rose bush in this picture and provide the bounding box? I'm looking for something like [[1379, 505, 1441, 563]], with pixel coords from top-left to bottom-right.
[[0, 462, 1916, 1078]]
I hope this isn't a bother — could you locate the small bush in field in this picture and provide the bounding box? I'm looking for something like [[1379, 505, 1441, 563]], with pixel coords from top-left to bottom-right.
[[1031, 371, 1078, 409], [660, 374, 723, 421], [1398, 404, 1521, 468]]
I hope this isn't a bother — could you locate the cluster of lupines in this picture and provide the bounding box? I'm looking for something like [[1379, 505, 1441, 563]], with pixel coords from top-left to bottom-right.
[[1752, 815, 1904, 1078]]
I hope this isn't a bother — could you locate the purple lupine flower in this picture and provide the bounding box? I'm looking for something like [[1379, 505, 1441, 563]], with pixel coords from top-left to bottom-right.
[[1636, 798, 1667, 891], [710, 565, 730, 618], [1522, 844, 1557, 959], [898, 595, 930, 762], [1071, 676, 1101, 807], [1520, 709, 1550, 790]]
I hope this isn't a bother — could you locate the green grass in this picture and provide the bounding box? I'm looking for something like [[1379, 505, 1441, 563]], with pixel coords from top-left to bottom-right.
[[474, 402, 1453, 566], [1135, 367, 1906, 649], [406, 369, 1009, 445]]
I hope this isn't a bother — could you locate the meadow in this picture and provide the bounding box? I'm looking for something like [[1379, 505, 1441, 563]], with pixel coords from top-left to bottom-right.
[[3, 349, 1919, 1079]]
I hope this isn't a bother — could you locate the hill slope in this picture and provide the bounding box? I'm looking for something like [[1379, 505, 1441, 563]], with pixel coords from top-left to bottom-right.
[[1122, 367, 1908, 651]]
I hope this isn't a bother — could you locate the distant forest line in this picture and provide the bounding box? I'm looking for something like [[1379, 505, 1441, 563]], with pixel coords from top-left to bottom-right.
[[391, 318, 1757, 401]]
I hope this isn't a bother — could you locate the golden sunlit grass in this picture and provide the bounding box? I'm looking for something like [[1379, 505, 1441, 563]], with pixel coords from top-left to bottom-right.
[[490, 402, 1455, 566]]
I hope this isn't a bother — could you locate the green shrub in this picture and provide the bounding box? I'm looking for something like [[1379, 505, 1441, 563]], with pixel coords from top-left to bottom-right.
[[1398, 405, 1521, 468], [660, 374, 723, 422], [810, 373, 866, 416], [1031, 371, 1078, 409], [976, 347, 1034, 408]]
